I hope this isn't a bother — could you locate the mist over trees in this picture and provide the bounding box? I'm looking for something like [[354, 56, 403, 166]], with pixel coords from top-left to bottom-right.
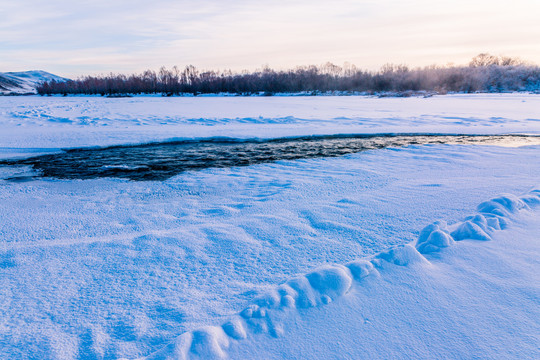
[[37, 54, 540, 96]]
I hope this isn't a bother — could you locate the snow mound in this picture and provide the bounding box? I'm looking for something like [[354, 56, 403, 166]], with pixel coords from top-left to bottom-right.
[[146, 188, 540, 359], [0, 70, 68, 95], [415, 221, 454, 253], [450, 220, 492, 241], [374, 243, 430, 266]]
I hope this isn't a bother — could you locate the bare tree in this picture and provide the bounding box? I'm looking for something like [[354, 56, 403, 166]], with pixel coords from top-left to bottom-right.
[[37, 54, 540, 96]]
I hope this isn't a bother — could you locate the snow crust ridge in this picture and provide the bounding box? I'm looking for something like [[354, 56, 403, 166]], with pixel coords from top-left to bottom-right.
[[145, 188, 540, 360]]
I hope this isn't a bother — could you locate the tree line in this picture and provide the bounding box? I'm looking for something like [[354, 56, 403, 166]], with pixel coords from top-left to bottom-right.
[[37, 54, 540, 96]]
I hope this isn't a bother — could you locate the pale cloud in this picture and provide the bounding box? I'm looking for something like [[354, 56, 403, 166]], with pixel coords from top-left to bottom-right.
[[1, 0, 539, 77]]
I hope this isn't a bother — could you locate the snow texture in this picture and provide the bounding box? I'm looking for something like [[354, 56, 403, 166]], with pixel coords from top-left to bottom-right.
[[0, 95, 539, 359], [1, 94, 540, 159], [146, 189, 540, 360], [1, 144, 539, 359]]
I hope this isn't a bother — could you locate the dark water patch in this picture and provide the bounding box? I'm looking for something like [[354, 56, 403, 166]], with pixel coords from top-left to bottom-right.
[[1, 134, 538, 181]]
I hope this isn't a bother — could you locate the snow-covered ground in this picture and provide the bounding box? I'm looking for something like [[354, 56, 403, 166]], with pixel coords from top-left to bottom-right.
[[1, 94, 540, 159], [0, 94, 539, 359], [197, 191, 540, 360]]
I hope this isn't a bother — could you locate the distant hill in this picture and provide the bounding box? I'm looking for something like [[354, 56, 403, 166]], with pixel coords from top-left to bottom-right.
[[0, 71, 69, 95]]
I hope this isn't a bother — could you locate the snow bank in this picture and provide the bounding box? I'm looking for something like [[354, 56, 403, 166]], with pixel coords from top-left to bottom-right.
[[146, 189, 540, 359]]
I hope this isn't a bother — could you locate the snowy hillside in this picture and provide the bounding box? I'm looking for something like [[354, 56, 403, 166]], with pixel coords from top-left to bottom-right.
[[0, 70, 68, 95]]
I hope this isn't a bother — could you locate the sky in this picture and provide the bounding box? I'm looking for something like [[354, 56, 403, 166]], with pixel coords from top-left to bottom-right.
[[1, 0, 540, 78]]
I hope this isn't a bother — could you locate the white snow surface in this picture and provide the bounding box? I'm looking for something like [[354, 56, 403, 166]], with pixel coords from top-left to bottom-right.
[[1, 145, 539, 359], [1, 94, 540, 159], [187, 190, 540, 360], [0, 94, 539, 359]]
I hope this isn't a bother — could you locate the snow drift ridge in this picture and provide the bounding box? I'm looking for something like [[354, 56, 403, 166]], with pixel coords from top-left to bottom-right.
[[145, 189, 540, 360]]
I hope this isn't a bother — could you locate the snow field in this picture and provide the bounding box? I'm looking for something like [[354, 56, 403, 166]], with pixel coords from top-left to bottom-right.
[[1, 94, 540, 156], [147, 189, 540, 359], [1, 94, 539, 359], [1, 144, 539, 359]]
